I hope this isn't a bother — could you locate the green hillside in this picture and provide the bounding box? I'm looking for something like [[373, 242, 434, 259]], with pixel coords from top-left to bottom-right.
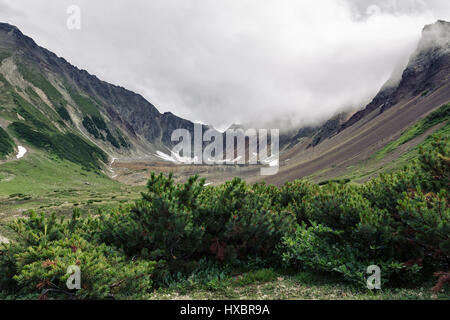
[[0, 126, 15, 159]]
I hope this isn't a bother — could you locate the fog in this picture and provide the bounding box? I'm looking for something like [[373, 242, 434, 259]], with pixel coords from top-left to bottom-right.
[[0, 0, 449, 130]]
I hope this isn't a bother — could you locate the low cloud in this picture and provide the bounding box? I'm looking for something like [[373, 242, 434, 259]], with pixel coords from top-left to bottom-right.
[[0, 0, 448, 130]]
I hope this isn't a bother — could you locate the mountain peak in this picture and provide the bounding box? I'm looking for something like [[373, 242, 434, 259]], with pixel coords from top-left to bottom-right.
[[419, 20, 449, 51], [338, 20, 449, 133], [423, 19, 450, 32], [0, 22, 38, 52], [0, 22, 19, 32]]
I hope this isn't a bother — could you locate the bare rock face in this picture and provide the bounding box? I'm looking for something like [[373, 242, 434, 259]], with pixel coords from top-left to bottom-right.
[[400, 20, 450, 96], [339, 20, 450, 132]]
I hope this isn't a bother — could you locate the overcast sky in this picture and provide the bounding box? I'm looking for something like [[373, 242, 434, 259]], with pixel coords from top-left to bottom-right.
[[0, 0, 449, 130]]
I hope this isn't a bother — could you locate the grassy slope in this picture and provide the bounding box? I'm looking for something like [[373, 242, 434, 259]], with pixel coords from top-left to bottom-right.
[[0, 126, 15, 159], [0, 60, 109, 170], [0, 58, 146, 240], [333, 104, 450, 183], [374, 103, 449, 160], [0, 150, 144, 238]]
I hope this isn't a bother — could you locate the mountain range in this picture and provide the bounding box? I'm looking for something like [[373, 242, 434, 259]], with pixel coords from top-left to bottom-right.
[[0, 20, 449, 187]]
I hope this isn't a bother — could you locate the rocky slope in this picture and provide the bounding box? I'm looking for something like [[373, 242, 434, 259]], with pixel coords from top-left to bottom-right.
[[260, 20, 450, 185], [0, 22, 203, 168], [340, 20, 449, 132]]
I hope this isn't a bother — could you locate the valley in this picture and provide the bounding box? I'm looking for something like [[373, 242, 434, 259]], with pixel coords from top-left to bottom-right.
[[0, 19, 449, 235], [0, 18, 448, 301]]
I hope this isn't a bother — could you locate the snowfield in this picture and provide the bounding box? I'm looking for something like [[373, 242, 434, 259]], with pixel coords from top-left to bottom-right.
[[16, 146, 27, 159]]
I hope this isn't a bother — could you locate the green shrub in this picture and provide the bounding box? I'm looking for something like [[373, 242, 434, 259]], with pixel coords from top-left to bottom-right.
[[99, 175, 295, 274], [9, 121, 107, 169], [82, 115, 122, 148], [279, 138, 449, 287], [82, 116, 103, 140], [105, 129, 120, 148], [0, 211, 156, 300], [362, 168, 419, 214], [99, 174, 206, 273], [279, 180, 318, 224], [235, 268, 278, 286], [1, 136, 448, 298], [418, 135, 449, 192], [278, 222, 417, 286], [7, 236, 154, 300], [92, 115, 107, 130], [12, 92, 53, 132], [18, 63, 67, 109], [0, 126, 15, 159], [57, 106, 72, 123], [116, 129, 130, 148], [396, 189, 449, 273], [199, 180, 295, 263]]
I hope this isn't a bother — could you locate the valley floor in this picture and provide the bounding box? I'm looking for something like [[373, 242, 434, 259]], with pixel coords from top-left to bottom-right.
[[0, 151, 144, 239]]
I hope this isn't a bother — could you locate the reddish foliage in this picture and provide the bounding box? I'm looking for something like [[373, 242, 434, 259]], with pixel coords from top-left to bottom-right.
[[432, 271, 450, 293], [403, 259, 423, 268], [209, 238, 226, 261], [36, 279, 51, 290], [42, 259, 56, 268], [38, 293, 48, 300]]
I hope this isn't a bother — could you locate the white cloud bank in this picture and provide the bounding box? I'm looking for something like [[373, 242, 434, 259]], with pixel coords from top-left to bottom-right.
[[0, 0, 448, 130]]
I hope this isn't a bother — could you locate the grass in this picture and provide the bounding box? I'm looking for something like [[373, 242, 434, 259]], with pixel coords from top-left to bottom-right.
[[331, 107, 450, 184], [12, 92, 55, 132], [0, 61, 108, 170], [150, 269, 449, 300], [66, 85, 101, 116], [0, 150, 144, 239], [0, 126, 15, 159], [368, 122, 449, 177], [9, 121, 108, 170], [17, 62, 67, 109], [374, 103, 449, 160]]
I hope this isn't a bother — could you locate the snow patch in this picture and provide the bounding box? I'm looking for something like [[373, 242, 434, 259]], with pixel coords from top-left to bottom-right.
[[155, 150, 198, 164], [16, 146, 26, 159]]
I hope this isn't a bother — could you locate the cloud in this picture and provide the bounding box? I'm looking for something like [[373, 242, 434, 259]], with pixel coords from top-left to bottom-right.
[[0, 0, 448, 131]]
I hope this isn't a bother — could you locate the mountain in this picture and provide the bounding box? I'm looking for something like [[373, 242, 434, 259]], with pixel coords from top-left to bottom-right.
[[279, 112, 350, 150], [340, 20, 450, 132], [0, 22, 202, 169], [260, 20, 450, 186], [0, 20, 448, 188]]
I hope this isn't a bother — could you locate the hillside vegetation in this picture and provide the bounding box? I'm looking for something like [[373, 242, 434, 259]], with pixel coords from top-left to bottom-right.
[[0, 135, 448, 299], [0, 126, 15, 159], [375, 103, 449, 160]]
